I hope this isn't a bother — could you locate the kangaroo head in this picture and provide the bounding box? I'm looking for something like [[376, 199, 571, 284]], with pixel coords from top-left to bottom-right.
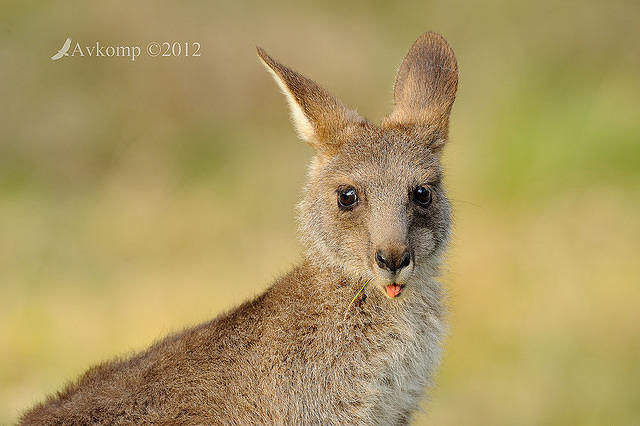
[[258, 32, 458, 299]]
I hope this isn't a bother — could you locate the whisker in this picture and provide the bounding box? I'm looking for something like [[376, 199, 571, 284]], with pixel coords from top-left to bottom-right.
[[450, 198, 482, 208]]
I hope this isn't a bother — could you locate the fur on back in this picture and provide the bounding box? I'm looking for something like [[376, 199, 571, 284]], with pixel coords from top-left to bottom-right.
[[20, 31, 458, 425], [21, 264, 445, 425]]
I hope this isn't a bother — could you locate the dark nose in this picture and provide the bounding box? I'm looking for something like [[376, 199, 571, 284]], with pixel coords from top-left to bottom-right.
[[375, 248, 411, 273]]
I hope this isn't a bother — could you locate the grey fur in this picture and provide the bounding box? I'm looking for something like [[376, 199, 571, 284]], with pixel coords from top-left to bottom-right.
[[21, 31, 458, 425]]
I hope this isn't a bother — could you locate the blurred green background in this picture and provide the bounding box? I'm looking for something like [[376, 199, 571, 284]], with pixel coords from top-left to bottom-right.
[[1, 1, 639, 424]]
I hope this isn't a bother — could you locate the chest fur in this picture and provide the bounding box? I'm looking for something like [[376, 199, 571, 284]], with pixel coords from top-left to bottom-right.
[[263, 288, 445, 425]]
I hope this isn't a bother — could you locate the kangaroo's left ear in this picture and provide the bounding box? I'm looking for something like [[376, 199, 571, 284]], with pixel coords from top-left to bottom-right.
[[257, 47, 368, 156], [382, 32, 458, 153]]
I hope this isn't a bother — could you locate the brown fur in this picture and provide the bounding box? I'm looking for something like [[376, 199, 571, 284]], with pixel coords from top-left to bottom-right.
[[21, 31, 458, 425]]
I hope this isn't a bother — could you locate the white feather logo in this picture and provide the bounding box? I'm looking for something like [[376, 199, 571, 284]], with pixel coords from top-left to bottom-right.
[[51, 37, 72, 61]]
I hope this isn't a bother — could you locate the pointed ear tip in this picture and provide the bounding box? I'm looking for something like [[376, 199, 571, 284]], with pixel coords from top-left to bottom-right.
[[256, 46, 272, 63], [415, 32, 455, 52], [412, 31, 458, 69], [414, 31, 448, 45], [419, 31, 447, 41]]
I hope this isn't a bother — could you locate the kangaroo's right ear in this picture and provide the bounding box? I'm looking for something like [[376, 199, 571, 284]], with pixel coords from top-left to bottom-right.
[[257, 47, 367, 155]]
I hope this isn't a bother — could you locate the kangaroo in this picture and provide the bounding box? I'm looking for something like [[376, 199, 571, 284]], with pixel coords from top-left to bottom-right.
[[20, 31, 458, 425]]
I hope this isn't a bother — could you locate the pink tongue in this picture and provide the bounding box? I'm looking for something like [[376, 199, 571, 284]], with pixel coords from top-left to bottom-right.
[[386, 284, 402, 298]]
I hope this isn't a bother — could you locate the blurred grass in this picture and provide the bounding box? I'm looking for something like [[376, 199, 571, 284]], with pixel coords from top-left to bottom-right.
[[1, 0, 639, 424]]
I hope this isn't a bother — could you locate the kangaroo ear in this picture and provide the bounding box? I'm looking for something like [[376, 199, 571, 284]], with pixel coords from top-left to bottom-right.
[[382, 32, 458, 153], [257, 47, 367, 155]]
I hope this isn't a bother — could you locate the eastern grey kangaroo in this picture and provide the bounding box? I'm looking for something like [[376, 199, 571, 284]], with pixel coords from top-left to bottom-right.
[[21, 31, 458, 425]]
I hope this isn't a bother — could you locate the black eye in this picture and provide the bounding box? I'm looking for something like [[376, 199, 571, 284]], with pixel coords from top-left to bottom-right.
[[337, 187, 358, 210], [413, 186, 432, 206]]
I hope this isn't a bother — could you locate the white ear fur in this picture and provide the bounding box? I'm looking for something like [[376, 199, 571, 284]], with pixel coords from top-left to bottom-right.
[[259, 59, 315, 142], [257, 47, 367, 155]]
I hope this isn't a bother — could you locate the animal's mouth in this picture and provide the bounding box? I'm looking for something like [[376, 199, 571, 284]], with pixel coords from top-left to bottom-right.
[[385, 283, 404, 298]]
